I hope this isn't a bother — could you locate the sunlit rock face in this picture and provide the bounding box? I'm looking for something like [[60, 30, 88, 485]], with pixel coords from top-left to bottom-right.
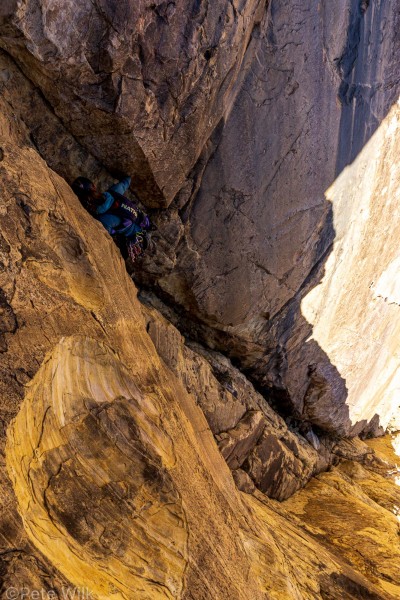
[[302, 101, 400, 435], [7, 337, 188, 599], [1, 1, 400, 597], [283, 435, 400, 599], [1, 18, 400, 596], [0, 105, 270, 598]]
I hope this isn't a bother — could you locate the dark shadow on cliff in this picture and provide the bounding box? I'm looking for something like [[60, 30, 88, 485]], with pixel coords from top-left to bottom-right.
[[335, 0, 399, 174]]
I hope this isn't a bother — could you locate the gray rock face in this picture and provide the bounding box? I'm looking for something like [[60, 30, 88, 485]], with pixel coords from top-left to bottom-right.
[[141, 0, 400, 436], [0, 0, 265, 206]]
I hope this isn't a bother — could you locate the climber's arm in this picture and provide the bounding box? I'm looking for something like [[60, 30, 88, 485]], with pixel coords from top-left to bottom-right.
[[95, 192, 115, 214], [108, 176, 132, 196]]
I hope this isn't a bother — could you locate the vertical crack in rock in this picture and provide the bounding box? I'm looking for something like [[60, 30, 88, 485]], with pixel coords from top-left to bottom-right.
[[0, 287, 17, 352]]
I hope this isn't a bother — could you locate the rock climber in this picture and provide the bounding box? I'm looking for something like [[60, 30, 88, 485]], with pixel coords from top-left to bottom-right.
[[71, 175, 154, 262]]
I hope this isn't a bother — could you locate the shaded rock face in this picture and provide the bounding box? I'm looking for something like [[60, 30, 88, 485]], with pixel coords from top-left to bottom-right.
[[0, 0, 265, 205], [139, 0, 400, 437]]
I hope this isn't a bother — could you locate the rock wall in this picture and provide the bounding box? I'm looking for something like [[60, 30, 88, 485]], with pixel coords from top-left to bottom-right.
[[1, 0, 400, 437], [0, 104, 266, 598], [1, 0, 400, 597], [139, 0, 400, 437], [141, 292, 332, 501], [1, 87, 400, 599], [0, 0, 265, 205]]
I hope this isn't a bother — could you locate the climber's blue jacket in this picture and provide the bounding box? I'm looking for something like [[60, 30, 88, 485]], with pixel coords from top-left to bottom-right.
[[95, 176, 143, 239]]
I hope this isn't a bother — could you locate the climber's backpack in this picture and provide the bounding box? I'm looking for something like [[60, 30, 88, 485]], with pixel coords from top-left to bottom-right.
[[107, 190, 140, 223]]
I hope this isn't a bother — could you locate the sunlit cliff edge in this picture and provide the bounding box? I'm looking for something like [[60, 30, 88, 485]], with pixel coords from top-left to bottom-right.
[[1, 1, 400, 598]]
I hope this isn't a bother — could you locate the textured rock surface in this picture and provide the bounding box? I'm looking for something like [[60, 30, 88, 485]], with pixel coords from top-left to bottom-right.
[[1, 0, 400, 597], [301, 100, 400, 435], [7, 337, 188, 598], [283, 435, 400, 598], [0, 86, 400, 598], [142, 294, 331, 500], [0, 0, 265, 205], [1, 0, 400, 438], [137, 0, 400, 438], [0, 105, 263, 598]]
